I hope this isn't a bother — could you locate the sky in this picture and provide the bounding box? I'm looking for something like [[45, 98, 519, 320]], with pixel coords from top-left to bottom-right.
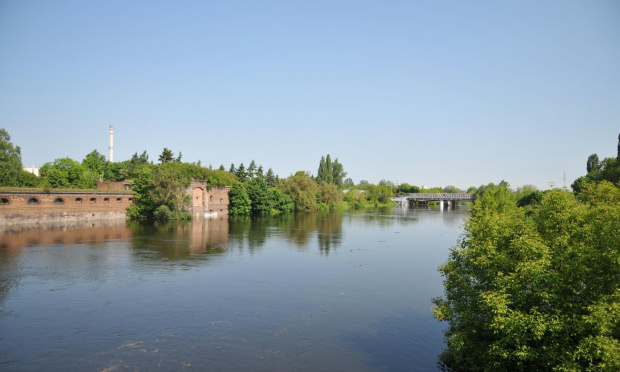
[[1, 0, 619, 190]]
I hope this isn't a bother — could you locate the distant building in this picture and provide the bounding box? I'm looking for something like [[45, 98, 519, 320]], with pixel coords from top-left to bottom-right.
[[23, 166, 40, 177], [422, 185, 428, 190]]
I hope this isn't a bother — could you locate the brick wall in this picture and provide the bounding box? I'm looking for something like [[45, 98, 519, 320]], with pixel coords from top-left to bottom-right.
[[0, 191, 133, 226], [207, 186, 230, 214]]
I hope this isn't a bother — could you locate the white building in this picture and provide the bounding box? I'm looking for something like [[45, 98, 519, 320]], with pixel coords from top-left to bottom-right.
[[23, 166, 39, 177]]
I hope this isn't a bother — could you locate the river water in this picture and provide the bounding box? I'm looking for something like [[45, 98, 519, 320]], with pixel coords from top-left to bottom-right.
[[0, 207, 467, 371]]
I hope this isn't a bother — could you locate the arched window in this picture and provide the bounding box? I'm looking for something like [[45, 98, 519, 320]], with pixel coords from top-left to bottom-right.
[[76, 198, 83, 204], [104, 198, 110, 203], [28, 198, 39, 205], [210, 195, 213, 202], [54, 198, 64, 205], [220, 198, 223, 203], [90, 198, 96, 203], [0, 197, 9, 205], [116, 198, 122, 203]]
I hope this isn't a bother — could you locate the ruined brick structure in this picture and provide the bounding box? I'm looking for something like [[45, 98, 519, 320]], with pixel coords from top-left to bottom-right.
[[0, 190, 134, 227], [1, 179, 231, 226], [96, 180, 133, 191], [188, 179, 230, 218]]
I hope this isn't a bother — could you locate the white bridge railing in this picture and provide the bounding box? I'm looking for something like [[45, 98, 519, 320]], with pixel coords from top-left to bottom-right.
[[405, 193, 473, 201], [391, 193, 473, 203]]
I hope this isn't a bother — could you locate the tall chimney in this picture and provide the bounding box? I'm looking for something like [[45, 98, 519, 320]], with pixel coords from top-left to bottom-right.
[[109, 125, 114, 162]]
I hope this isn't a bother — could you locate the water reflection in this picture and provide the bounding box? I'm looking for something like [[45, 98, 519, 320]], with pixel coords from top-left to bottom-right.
[[128, 217, 230, 262], [0, 208, 468, 371]]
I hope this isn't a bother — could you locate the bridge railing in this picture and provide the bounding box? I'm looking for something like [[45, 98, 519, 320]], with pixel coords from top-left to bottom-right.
[[403, 193, 473, 201]]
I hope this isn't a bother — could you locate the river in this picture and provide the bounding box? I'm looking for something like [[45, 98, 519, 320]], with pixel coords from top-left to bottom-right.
[[0, 207, 467, 371]]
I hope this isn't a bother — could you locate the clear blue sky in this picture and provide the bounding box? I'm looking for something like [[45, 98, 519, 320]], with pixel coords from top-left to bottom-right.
[[1, 0, 619, 190]]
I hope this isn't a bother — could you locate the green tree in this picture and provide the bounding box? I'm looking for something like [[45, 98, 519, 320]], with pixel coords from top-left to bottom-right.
[[235, 163, 247, 182], [229, 163, 235, 173], [433, 182, 620, 371], [82, 150, 108, 178], [228, 182, 251, 216], [20, 170, 40, 187], [270, 188, 294, 213], [0, 128, 23, 187], [126, 166, 191, 221], [319, 181, 343, 209], [343, 178, 354, 188], [158, 148, 175, 164], [587, 153, 600, 173], [248, 160, 257, 179], [265, 168, 277, 187], [442, 185, 462, 193], [247, 177, 274, 215], [40, 157, 92, 188], [331, 158, 346, 187], [317, 156, 327, 183], [218, 164, 226, 171], [279, 171, 319, 212]]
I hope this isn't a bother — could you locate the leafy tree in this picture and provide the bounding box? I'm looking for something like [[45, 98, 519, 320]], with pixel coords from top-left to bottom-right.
[[343, 178, 354, 188], [270, 188, 294, 213], [257, 165, 264, 178], [317, 156, 327, 183], [433, 182, 620, 371], [0, 128, 23, 187], [248, 160, 257, 179], [573, 136, 620, 194], [587, 153, 600, 173], [279, 171, 319, 212], [316, 154, 347, 187], [399, 183, 421, 194], [158, 148, 175, 164], [126, 166, 190, 221], [331, 158, 346, 188], [618, 132, 620, 160], [235, 163, 247, 182], [229, 163, 235, 174], [40, 157, 93, 188], [247, 177, 273, 215], [265, 168, 277, 187], [82, 150, 108, 178], [218, 164, 226, 171], [442, 185, 462, 193], [228, 182, 251, 216], [319, 181, 343, 209], [20, 170, 40, 187]]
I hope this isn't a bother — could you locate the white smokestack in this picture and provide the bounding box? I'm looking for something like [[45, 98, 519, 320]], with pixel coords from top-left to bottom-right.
[[109, 125, 114, 162]]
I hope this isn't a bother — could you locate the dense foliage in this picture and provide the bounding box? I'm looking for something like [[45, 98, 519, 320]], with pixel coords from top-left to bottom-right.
[[0, 128, 23, 187], [433, 181, 620, 371], [572, 135, 620, 194]]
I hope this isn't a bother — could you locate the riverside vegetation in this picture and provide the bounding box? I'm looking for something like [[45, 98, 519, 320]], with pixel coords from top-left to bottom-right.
[[433, 134, 620, 371], [2, 128, 465, 220]]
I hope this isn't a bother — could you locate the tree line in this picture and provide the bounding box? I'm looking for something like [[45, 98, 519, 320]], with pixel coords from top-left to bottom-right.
[[433, 133, 620, 371], [1, 127, 486, 221]]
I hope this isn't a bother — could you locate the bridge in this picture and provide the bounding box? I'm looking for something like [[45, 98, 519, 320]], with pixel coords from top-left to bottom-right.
[[392, 193, 473, 209]]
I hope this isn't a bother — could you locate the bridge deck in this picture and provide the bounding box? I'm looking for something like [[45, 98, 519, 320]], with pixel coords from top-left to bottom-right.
[[392, 193, 473, 202]]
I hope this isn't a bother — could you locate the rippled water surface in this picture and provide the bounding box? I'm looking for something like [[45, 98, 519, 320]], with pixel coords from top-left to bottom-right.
[[0, 208, 466, 371]]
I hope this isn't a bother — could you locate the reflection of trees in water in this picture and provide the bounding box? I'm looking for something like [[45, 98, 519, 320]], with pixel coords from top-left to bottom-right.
[[0, 249, 18, 308], [227, 216, 273, 253], [316, 212, 343, 255], [129, 217, 230, 262], [226, 212, 345, 254]]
